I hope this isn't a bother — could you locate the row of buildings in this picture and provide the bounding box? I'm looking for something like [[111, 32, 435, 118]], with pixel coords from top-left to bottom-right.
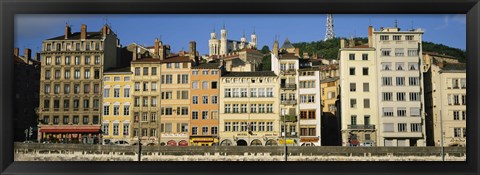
[[17, 22, 465, 147]]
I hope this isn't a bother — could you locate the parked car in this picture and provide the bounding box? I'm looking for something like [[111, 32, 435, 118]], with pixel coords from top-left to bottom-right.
[[363, 140, 374, 147], [113, 140, 130, 146]]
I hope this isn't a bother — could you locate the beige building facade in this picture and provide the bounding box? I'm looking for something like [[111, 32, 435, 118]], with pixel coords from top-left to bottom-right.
[[219, 72, 280, 146], [423, 53, 466, 147], [38, 24, 120, 144]]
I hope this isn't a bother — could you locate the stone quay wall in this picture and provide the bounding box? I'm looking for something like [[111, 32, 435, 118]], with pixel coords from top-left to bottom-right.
[[14, 142, 466, 161]]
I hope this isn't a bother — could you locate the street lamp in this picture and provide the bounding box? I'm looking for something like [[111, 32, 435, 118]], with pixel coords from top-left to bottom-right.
[[283, 114, 287, 161]]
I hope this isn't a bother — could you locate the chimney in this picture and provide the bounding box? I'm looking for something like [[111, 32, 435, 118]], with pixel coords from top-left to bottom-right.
[[14, 48, 19, 56], [368, 26, 373, 47], [154, 38, 160, 58], [80, 24, 87, 40], [349, 37, 355, 47], [132, 45, 137, 61], [340, 38, 346, 48], [24, 48, 32, 60], [159, 45, 166, 60], [65, 23, 71, 39], [294, 48, 300, 57], [102, 25, 109, 38]]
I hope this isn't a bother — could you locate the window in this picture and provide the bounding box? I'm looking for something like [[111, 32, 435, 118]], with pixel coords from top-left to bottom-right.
[[64, 70, 70, 79], [233, 88, 239, 97], [453, 111, 460, 120], [233, 104, 239, 113], [84, 69, 90, 79], [350, 83, 356, 92], [103, 105, 110, 115], [382, 77, 393, 86], [192, 81, 199, 89], [381, 49, 391, 56], [45, 56, 52, 65], [192, 70, 199, 75], [63, 116, 69, 124], [151, 82, 157, 91], [74, 56, 80, 65], [267, 122, 273, 131], [103, 88, 110, 98], [407, 49, 418, 56], [134, 68, 140, 76], [410, 107, 420, 116], [362, 67, 368, 75], [73, 84, 80, 94], [54, 84, 60, 94], [396, 77, 405, 86], [250, 88, 257, 97], [224, 104, 231, 113], [113, 88, 120, 98], [85, 56, 91, 64], [349, 54, 355, 60], [364, 99, 370, 108], [55, 70, 61, 79], [461, 94, 466, 105], [382, 63, 392, 71], [233, 122, 239, 131], [454, 128, 462, 137], [209, 96, 217, 104], [94, 70, 100, 79], [143, 82, 148, 91], [83, 116, 89, 124], [192, 111, 198, 120], [397, 108, 406, 117], [408, 62, 418, 70], [181, 74, 188, 84], [150, 113, 157, 122], [192, 96, 198, 104], [181, 107, 188, 115], [383, 107, 394, 117], [406, 35, 414, 40], [165, 75, 172, 84], [460, 79, 466, 89], [202, 70, 209, 75], [409, 77, 419, 86], [95, 56, 100, 64], [383, 92, 393, 101], [453, 95, 460, 105], [224, 122, 231, 132], [202, 96, 208, 104], [202, 111, 208, 119], [202, 81, 208, 89], [52, 116, 59, 124], [349, 67, 355, 75], [398, 123, 407, 132], [350, 99, 357, 108], [363, 83, 369, 92], [102, 124, 109, 135], [397, 92, 406, 101], [351, 115, 357, 125], [409, 92, 420, 101], [380, 35, 389, 40], [73, 116, 79, 124], [462, 111, 466, 120], [241, 88, 248, 97], [74, 70, 80, 79], [362, 54, 368, 60], [393, 35, 401, 40], [142, 97, 148, 107]]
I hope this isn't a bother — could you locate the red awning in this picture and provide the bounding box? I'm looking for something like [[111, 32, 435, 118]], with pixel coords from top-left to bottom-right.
[[40, 129, 101, 133]]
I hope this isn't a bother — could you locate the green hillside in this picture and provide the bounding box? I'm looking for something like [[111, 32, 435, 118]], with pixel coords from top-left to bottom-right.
[[290, 38, 466, 62]]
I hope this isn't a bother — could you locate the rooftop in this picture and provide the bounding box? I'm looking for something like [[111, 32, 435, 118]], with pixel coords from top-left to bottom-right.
[[222, 71, 277, 77], [47, 32, 104, 41], [320, 76, 340, 83]]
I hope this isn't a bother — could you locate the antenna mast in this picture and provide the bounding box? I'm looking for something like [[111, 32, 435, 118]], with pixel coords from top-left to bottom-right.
[[324, 14, 335, 41]]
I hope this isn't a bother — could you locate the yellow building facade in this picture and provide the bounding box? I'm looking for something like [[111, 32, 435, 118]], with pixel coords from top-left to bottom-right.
[[101, 68, 133, 144]]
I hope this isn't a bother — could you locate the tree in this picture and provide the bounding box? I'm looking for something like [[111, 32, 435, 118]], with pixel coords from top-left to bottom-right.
[[260, 45, 270, 54]]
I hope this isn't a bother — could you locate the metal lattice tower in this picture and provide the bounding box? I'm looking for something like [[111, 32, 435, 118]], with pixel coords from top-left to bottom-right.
[[324, 14, 335, 41]]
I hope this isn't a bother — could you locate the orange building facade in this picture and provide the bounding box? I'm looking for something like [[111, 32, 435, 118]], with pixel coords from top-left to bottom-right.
[[189, 63, 223, 146]]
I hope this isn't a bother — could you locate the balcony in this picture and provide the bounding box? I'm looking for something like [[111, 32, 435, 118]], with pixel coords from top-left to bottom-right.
[[347, 124, 376, 130], [281, 83, 297, 90], [281, 115, 297, 122], [281, 99, 297, 105], [281, 69, 297, 75]]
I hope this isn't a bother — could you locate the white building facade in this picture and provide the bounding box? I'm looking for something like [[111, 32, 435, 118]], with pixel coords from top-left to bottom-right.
[[209, 26, 257, 56], [298, 68, 322, 146]]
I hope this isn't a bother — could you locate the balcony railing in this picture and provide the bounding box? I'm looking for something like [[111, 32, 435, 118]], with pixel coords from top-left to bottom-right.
[[281, 69, 296, 75], [281, 115, 297, 122], [281, 99, 297, 105], [347, 124, 376, 130], [281, 83, 297, 90]]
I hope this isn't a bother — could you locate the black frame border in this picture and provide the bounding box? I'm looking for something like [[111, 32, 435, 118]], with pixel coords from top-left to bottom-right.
[[1, 0, 479, 175]]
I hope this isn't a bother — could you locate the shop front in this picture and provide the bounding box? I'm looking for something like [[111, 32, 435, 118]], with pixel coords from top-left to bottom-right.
[[190, 137, 219, 146], [38, 126, 101, 144]]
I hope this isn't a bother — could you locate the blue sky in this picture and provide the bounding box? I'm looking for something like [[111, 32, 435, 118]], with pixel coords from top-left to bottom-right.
[[15, 14, 466, 57]]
